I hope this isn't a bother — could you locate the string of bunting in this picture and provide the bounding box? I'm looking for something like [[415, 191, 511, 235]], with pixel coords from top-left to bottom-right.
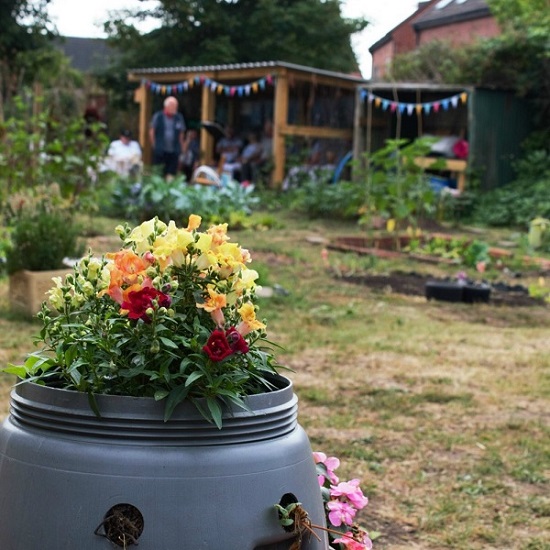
[[360, 89, 468, 115], [143, 74, 275, 97]]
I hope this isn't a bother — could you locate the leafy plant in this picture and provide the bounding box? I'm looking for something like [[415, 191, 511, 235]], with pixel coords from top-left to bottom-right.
[[4, 184, 84, 274], [0, 95, 108, 205], [289, 180, 365, 220], [472, 148, 550, 227], [5, 216, 281, 427], [110, 172, 260, 225], [358, 137, 438, 233]]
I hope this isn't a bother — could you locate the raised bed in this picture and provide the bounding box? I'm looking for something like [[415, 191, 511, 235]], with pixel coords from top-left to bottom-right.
[[329, 234, 550, 270]]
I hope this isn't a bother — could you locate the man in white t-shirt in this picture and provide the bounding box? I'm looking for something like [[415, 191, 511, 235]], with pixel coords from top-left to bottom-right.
[[106, 129, 142, 177]]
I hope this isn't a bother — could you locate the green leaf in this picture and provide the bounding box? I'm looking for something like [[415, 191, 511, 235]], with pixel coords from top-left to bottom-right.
[[2, 365, 29, 378], [164, 385, 191, 421], [158, 337, 179, 349], [154, 390, 169, 400], [184, 371, 204, 387], [206, 397, 223, 430]]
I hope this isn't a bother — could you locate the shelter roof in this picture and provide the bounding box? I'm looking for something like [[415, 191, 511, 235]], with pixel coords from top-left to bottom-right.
[[128, 60, 366, 86]]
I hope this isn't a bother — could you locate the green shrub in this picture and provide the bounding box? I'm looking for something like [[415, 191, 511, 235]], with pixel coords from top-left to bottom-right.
[[109, 172, 260, 225], [288, 179, 364, 220], [472, 148, 550, 227], [4, 185, 85, 274]]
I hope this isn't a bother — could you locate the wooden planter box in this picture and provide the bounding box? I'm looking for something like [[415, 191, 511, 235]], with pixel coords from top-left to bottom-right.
[[9, 269, 70, 317]]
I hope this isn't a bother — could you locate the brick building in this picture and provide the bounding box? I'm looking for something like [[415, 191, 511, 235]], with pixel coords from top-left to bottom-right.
[[370, 0, 500, 80]]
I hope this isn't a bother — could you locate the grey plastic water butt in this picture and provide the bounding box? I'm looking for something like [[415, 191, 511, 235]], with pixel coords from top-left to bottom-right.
[[0, 376, 327, 549]]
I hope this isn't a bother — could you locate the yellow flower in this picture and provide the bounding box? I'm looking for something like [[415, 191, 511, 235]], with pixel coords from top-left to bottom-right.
[[187, 214, 202, 231], [48, 278, 65, 310], [152, 225, 193, 266], [236, 302, 266, 336], [194, 248, 219, 271], [195, 232, 213, 253], [208, 223, 229, 246], [127, 219, 167, 254], [234, 268, 259, 294]]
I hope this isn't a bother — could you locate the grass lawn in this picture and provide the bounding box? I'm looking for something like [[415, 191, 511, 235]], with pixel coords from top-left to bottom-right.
[[1, 211, 549, 549]]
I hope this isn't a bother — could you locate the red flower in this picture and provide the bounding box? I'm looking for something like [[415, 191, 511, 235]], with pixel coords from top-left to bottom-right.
[[203, 329, 233, 361], [121, 287, 171, 322], [203, 327, 249, 362], [225, 327, 249, 354]]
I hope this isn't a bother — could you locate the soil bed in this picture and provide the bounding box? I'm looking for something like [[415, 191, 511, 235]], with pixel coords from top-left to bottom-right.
[[336, 271, 546, 307]]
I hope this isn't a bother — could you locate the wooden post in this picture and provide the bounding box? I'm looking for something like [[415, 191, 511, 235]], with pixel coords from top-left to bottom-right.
[[201, 84, 216, 165], [273, 69, 289, 187], [134, 84, 152, 165]]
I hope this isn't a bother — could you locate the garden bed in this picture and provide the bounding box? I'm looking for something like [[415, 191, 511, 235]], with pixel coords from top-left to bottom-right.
[[336, 271, 546, 307], [329, 234, 550, 270]]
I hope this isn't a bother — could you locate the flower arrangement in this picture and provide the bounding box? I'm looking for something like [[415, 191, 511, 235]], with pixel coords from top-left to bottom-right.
[[7, 215, 281, 427], [276, 452, 373, 549]]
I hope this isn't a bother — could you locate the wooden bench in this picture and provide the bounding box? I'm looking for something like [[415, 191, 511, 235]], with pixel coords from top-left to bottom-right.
[[414, 157, 468, 192]]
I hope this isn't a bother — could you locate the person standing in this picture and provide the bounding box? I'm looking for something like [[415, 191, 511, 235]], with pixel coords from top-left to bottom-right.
[[149, 96, 186, 178]]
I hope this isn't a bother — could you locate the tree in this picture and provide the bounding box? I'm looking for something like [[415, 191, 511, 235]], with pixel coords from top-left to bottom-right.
[[0, 0, 57, 121], [104, 0, 367, 73]]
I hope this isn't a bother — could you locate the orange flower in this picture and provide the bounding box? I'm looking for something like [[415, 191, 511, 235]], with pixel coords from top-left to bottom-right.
[[107, 250, 152, 303], [197, 288, 227, 327]]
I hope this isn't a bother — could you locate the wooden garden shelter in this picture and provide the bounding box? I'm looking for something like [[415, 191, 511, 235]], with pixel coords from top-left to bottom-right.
[[353, 82, 535, 190], [128, 61, 365, 185]]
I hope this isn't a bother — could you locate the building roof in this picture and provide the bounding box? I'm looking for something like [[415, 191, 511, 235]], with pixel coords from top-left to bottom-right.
[[413, 0, 491, 30], [128, 60, 366, 85], [369, 0, 492, 52], [369, 0, 434, 54], [55, 36, 117, 73]]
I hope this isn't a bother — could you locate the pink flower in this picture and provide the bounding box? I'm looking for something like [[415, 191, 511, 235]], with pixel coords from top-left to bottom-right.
[[330, 479, 369, 510], [313, 451, 340, 485], [333, 531, 373, 549], [326, 500, 356, 527]]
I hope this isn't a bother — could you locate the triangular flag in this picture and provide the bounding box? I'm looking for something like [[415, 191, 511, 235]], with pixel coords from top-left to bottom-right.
[[460, 92, 467, 103]]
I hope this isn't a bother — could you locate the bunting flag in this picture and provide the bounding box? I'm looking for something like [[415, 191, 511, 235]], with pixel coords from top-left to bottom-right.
[[360, 89, 468, 115], [142, 74, 275, 97]]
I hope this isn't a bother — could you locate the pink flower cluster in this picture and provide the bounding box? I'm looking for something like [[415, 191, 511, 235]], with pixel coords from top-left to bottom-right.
[[313, 452, 373, 550]]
